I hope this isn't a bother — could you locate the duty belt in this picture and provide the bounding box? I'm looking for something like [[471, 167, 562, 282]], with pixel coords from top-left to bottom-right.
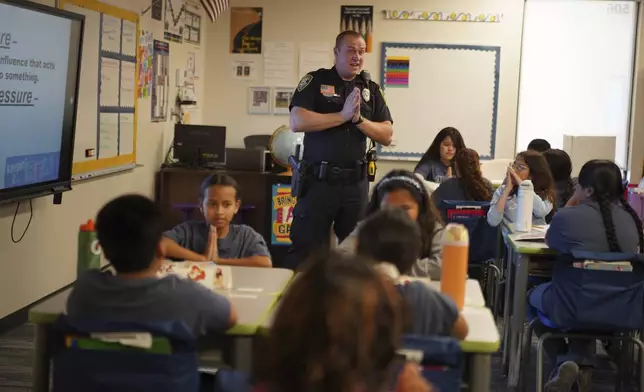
[[311, 161, 366, 184]]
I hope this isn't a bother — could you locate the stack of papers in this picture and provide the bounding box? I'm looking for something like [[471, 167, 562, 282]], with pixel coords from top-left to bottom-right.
[[158, 261, 232, 290], [514, 225, 548, 241]]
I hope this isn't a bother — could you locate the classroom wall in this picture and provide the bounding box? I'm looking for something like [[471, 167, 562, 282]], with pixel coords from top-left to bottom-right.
[[203, 0, 525, 178], [203, 0, 644, 182], [0, 0, 208, 319]]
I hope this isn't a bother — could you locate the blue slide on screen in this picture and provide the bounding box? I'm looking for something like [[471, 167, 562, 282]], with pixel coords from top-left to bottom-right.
[[0, 3, 72, 190]]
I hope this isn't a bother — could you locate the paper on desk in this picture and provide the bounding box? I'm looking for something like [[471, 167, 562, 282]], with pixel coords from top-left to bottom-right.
[[91, 332, 153, 349], [514, 225, 549, 241], [158, 261, 232, 290]]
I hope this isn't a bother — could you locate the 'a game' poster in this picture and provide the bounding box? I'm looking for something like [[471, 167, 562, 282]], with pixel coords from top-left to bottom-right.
[[271, 184, 297, 245]]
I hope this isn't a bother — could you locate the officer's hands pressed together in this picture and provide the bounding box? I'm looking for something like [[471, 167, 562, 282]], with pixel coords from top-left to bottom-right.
[[343, 87, 361, 123], [284, 30, 395, 271]]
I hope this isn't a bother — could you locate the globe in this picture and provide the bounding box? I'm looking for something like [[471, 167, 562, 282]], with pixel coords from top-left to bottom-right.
[[269, 125, 303, 173]]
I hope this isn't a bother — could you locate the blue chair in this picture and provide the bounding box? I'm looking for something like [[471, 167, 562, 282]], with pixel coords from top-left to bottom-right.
[[51, 316, 200, 392], [438, 200, 501, 311], [520, 251, 644, 392], [396, 335, 463, 392]]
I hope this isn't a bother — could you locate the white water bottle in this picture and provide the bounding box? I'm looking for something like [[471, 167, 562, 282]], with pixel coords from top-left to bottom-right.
[[515, 180, 534, 232]]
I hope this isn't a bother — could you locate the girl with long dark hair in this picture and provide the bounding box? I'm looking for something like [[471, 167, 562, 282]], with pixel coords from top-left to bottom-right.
[[528, 160, 643, 391], [431, 148, 493, 205], [414, 127, 466, 183]]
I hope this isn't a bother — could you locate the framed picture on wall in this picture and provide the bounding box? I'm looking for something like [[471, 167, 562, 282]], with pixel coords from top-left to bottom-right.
[[248, 86, 270, 115], [272, 87, 294, 115], [184, 9, 201, 44]]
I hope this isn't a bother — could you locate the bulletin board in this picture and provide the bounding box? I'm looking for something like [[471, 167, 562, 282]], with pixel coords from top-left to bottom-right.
[[59, 0, 138, 180], [378, 43, 500, 160]]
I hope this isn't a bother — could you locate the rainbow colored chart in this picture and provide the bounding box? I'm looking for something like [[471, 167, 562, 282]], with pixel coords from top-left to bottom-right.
[[385, 56, 410, 88]]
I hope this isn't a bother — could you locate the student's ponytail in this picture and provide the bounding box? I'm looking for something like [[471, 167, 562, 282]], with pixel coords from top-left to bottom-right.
[[619, 197, 644, 253], [597, 194, 621, 253]]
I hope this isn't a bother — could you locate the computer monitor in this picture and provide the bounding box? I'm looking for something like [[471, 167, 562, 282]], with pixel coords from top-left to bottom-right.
[[173, 124, 226, 168]]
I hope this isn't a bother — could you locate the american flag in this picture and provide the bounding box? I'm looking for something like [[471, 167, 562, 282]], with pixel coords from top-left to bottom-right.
[[200, 0, 228, 22]]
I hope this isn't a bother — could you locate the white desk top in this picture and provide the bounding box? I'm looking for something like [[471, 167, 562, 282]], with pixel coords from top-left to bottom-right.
[[427, 279, 486, 308], [461, 306, 500, 353]]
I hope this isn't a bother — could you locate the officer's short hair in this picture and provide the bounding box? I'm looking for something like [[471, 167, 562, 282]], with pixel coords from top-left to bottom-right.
[[335, 30, 364, 49]]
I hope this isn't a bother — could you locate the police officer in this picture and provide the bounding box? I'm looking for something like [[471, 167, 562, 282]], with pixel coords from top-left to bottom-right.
[[286, 30, 394, 270]]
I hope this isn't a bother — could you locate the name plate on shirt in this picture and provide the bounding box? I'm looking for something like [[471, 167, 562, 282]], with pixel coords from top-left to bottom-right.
[[158, 261, 232, 290]]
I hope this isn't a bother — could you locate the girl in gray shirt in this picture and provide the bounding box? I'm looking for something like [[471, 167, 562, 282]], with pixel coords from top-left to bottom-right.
[[339, 170, 444, 279]]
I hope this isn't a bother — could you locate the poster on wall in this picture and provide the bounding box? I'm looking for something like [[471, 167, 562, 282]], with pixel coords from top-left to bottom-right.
[[137, 30, 154, 98], [164, 0, 185, 43], [340, 5, 373, 52], [271, 184, 297, 245], [230, 7, 263, 54], [151, 0, 163, 21], [151, 40, 170, 122]]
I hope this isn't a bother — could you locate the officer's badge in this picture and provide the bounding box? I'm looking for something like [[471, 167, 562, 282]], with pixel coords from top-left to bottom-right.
[[362, 88, 370, 102], [297, 74, 313, 92]]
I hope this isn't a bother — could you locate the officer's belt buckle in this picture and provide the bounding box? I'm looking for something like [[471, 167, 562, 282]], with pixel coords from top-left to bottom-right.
[[330, 167, 343, 175]]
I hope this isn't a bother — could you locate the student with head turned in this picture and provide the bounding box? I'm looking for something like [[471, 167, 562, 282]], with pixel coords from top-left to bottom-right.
[[414, 127, 466, 183], [163, 174, 271, 267], [356, 208, 469, 340], [338, 170, 444, 279], [527, 138, 551, 153], [487, 150, 556, 227], [543, 148, 577, 209], [256, 250, 433, 392], [431, 147, 493, 206], [527, 160, 643, 392], [67, 194, 238, 336]]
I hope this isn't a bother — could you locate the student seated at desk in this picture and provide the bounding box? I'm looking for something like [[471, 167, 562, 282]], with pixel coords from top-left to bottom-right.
[[543, 149, 577, 209], [487, 150, 555, 227], [339, 170, 444, 279], [529, 160, 643, 392], [431, 148, 493, 207], [355, 208, 468, 340], [414, 127, 465, 183], [67, 194, 238, 337], [256, 250, 433, 392], [163, 174, 272, 267]]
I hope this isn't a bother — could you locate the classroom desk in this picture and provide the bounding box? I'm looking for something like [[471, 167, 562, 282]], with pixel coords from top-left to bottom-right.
[[427, 279, 486, 308], [500, 223, 556, 389], [461, 306, 500, 392], [29, 267, 293, 392], [213, 266, 293, 295]]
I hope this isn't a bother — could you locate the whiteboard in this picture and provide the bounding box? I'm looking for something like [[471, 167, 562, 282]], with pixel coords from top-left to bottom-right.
[[378, 43, 500, 160], [515, 0, 637, 168], [60, 0, 138, 179]]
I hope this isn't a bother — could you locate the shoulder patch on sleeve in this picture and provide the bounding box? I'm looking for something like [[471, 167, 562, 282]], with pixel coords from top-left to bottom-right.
[[297, 74, 313, 92], [378, 87, 387, 104]]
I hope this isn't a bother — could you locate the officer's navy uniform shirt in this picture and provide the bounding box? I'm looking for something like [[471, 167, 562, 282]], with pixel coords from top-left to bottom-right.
[[289, 67, 393, 168]]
